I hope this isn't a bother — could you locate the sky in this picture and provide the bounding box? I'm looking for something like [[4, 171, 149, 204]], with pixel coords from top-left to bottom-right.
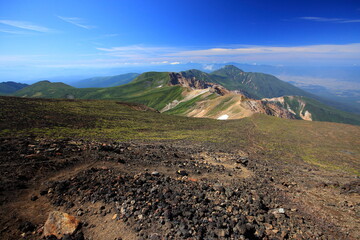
[[1, 0, 360, 81]]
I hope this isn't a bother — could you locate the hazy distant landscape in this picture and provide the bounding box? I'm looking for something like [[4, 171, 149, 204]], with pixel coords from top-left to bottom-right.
[[0, 0, 359, 240]]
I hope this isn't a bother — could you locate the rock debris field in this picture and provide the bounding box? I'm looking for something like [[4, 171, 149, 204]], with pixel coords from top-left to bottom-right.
[[0, 137, 358, 240]]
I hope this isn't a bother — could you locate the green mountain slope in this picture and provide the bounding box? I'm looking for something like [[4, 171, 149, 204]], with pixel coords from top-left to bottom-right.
[[71, 73, 139, 88], [1, 96, 359, 176], [182, 65, 312, 99], [13, 72, 184, 110], [11, 70, 360, 126], [182, 65, 360, 116], [13, 81, 76, 98], [264, 96, 360, 125], [0, 81, 28, 95]]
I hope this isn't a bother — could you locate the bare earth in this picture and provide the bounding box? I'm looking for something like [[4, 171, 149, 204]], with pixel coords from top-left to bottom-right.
[[0, 137, 359, 239]]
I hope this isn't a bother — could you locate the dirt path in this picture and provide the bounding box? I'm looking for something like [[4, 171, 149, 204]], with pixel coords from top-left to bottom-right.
[[0, 137, 359, 239]]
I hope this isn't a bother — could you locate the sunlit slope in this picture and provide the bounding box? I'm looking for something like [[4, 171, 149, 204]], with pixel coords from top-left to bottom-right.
[[1, 96, 359, 175], [13, 72, 184, 110], [13, 81, 76, 98], [165, 93, 258, 119], [182, 65, 312, 99], [11, 71, 360, 125]]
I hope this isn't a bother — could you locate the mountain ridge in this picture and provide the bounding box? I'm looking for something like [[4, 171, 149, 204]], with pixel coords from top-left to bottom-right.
[[0, 81, 29, 95], [181, 65, 314, 99], [70, 73, 139, 88], [10, 67, 360, 125]]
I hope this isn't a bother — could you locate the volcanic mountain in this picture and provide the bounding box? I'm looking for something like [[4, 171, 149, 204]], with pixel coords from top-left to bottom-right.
[[10, 66, 360, 125]]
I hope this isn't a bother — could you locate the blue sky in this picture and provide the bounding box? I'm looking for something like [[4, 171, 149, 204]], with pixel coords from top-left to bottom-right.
[[1, 0, 360, 81]]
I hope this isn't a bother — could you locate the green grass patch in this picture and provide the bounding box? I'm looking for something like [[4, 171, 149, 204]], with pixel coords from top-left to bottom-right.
[[1, 96, 359, 176]]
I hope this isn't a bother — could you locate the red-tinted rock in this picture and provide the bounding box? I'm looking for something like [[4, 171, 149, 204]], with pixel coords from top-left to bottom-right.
[[43, 211, 80, 239]]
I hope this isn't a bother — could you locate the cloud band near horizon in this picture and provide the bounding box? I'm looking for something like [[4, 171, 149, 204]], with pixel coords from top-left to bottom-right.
[[1, 43, 360, 69], [94, 43, 360, 64]]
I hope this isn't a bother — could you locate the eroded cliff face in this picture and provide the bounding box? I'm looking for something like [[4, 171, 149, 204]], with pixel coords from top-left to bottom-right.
[[166, 72, 296, 120], [262, 96, 313, 121], [246, 100, 296, 119], [169, 72, 230, 96]]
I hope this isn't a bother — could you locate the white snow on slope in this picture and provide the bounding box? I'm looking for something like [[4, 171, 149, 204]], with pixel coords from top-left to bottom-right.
[[217, 114, 229, 120]]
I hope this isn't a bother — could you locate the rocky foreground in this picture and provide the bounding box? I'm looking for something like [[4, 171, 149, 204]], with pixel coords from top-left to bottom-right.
[[0, 137, 359, 239]]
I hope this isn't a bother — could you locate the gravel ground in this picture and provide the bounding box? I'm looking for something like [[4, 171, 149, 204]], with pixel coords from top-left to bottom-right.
[[0, 137, 358, 239]]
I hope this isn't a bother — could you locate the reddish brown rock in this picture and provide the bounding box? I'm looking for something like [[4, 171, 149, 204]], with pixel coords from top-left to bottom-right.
[[43, 211, 80, 239]]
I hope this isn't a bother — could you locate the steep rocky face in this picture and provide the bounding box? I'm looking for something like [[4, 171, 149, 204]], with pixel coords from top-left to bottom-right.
[[262, 96, 313, 121], [167, 72, 296, 120], [247, 100, 296, 119], [169, 72, 230, 96]]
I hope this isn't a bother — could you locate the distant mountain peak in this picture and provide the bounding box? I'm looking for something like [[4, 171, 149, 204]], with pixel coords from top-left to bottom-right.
[[0, 81, 28, 94], [212, 65, 244, 76], [222, 65, 244, 72]]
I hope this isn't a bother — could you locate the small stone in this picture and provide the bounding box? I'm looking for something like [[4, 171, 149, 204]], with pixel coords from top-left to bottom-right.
[[40, 189, 48, 195], [151, 171, 160, 176], [226, 206, 233, 213], [77, 210, 83, 216], [112, 214, 118, 220], [177, 170, 188, 176], [19, 221, 36, 232], [270, 208, 285, 215], [264, 223, 273, 230], [278, 208, 285, 214], [30, 195, 38, 201], [216, 228, 227, 237], [118, 159, 125, 164]]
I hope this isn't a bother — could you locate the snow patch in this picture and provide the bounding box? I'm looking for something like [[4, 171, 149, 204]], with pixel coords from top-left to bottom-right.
[[217, 114, 229, 120]]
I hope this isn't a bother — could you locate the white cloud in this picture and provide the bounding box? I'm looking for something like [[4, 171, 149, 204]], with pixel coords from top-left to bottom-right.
[[0, 20, 52, 32], [299, 17, 360, 23], [172, 43, 360, 56], [3, 43, 359, 72], [102, 34, 119, 38], [94, 43, 360, 66], [57, 16, 95, 29], [97, 45, 172, 53], [203, 64, 214, 70], [0, 28, 28, 34], [96, 45, 176, 59]]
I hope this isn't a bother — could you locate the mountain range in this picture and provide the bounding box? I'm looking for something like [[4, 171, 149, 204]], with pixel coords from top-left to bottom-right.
[[0, 81, 28, 95], [70, 73, 139, 88], [6, 65, 360, 125]]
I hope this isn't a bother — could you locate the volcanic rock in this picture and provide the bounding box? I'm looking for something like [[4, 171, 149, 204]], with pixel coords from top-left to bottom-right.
[[43, 211, 80, 239]]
